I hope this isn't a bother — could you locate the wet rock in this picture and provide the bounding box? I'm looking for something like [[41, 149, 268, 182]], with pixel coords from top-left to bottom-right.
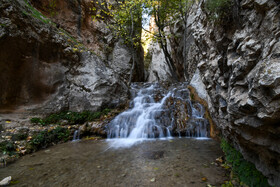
[[142, 151, 164, 160], [107, 83, 210, 138]]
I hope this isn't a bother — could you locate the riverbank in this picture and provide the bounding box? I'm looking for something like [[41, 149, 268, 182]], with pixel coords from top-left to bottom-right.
[[0, 109, 124, 167]]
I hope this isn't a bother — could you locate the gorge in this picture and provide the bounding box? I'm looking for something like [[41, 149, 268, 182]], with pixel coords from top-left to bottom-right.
[[0, 0, 279, 186]]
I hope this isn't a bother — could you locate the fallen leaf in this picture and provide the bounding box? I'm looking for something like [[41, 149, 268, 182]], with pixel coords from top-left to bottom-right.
[[150, 178, 156, 182], [216, 157, 223, 163], [202, 177, 207, 181]]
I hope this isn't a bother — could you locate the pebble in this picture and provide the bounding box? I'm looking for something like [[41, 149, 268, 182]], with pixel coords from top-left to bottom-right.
[[150, 178, 156, 182], [0, 176, 12, 186]]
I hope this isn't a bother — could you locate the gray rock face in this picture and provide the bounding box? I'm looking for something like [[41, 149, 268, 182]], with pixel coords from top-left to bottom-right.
[[29, 0, 144, 83], [184, 0, 280, 185], [67, 52, 128, 112], [0, 0, 129, 114], [147, 42, 173, 82]]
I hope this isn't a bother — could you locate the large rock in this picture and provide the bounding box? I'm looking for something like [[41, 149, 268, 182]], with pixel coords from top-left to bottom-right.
[[29, 0, 145, 83], [147, 42, 173, 82], [0, 0, 129, 115], [184, 0, 280, 185]]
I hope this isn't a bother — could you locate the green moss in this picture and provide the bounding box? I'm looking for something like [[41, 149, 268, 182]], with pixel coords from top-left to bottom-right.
[[23, 0, 51, 24], [221, 139, 270, 187], [30, 109, 112, 125], [10, 180, 20, 185], [59, 29, 79, 44]]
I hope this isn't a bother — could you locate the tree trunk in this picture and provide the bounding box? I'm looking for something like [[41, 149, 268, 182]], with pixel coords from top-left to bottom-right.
[[128, 9, 135, 86]]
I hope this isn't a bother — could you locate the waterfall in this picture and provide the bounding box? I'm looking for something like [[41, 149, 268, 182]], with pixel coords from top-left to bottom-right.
[[107, 83, 209, 147], [72, 129, 81, 141]]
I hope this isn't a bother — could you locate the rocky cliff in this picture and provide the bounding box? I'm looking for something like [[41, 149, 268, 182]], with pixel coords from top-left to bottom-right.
[[147, 0, 280, 185], [0, 0, 144, 115]]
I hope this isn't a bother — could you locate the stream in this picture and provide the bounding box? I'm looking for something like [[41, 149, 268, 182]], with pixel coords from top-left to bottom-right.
[[0, 83, 228, 186], [0, 138, 227, 186]]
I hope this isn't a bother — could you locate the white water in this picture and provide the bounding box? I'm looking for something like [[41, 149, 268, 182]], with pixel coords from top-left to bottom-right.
[[107, 83, 209, 148], [72, 129, 81, 141]]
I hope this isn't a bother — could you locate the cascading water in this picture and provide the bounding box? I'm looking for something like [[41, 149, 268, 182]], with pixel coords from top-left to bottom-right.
[[72, 129, 81, 141], [107, 83, 210, 147]]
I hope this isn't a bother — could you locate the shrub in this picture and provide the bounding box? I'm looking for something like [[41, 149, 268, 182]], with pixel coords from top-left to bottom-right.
[[11, 133, 28, 141], [30, 117, 45, 125], [29, 127, 70, 151], [0, 141, 16, 156], [221, 139, 269, 187], [30, 109, 112, 125], [205, 0, 233, 23]]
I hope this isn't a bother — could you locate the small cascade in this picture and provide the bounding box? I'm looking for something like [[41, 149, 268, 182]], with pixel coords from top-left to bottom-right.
[[107, 83, 210, 147], [72, 129, 81, 141]]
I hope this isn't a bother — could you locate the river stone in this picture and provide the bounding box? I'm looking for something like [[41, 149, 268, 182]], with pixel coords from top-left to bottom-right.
[[0, 176, 11, 186]]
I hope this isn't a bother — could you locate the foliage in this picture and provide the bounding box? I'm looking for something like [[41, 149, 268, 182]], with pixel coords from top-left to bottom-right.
[[144, 49, 152, 70], [221, 139, 270, 187], [29, 127, 70, 151], [221, 181, 234, 187], [0, 141, 16, 156], [48, 0, 57, 17], [91, 0, 143, 47], [205, 0, 233, 23], [30, 109, 111, 125], [30, 117, 44, 124], [11, 133, 28, 141]]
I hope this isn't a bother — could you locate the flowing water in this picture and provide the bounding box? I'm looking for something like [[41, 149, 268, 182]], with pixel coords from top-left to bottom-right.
[[107, 83, 209, 148], [0, 83, 228, 186]]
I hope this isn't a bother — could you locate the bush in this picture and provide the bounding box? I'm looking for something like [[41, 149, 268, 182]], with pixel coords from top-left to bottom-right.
[[30, 117, 45, 125], [221, 139, 269, 187], [30, 109, 112, 125], [205, 0, 233, 23], [0, 141, 16, 156], [11, 133, 28, 141], [29, 127, 70, 151]]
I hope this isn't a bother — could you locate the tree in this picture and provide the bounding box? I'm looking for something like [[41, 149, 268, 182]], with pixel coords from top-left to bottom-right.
[[91, 0, 143, 85], [91, 0, 194, 82], [144, 0, 194, 81]]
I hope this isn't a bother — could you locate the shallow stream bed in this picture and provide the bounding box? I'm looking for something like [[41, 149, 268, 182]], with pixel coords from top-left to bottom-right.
[[0, 138, 228, 186]]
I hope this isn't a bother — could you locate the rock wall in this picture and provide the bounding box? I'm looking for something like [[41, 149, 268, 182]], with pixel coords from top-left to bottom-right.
[[0, 0, 132, 114], [30, 0, 145, 83], [147, 0, 280, 185], [189, 0, 280, 185]]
